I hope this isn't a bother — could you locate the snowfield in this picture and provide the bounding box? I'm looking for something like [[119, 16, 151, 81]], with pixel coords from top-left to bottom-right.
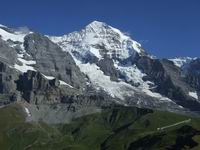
[[50, 21, 142, 60], [0, 28, 26, 42], [24, 107, 31, 117], [42, 74, 74, 88], [49, 21, 177, 103], [76, 60, 136, 100], [189, 91, 198, 100], [169, 57, 196, 68], [0, 21, 198, 112]]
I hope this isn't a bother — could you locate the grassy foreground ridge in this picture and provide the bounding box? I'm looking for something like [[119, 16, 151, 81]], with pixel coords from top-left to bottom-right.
[[0, 104, 200, 150]]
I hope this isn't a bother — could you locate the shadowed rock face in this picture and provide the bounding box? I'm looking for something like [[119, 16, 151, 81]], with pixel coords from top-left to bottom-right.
[[136, 56, 167, 82], [186, 74, 200, 90], [0, 22, 200, 124], [24, 33, 86, 90], [0, 38, 17, 65], [185, 59, 200, 89], [97, 57, 120, 81], [12, 69, 114, 123], [15, 69, 112, 107], [15, 70, 80, 104], [0, 62, 17, 94], [134, 56, 200, 112], [0, 30, 117, 123], [0, 62, 20, 105], [187, 58, 200, 74]]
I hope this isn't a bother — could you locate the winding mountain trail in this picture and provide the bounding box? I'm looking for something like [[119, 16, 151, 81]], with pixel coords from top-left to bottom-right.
[[157, 119, 191, 131]]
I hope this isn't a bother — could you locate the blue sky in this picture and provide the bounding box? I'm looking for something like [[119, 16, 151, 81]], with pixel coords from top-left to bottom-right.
[[0, 0, 199, 58]]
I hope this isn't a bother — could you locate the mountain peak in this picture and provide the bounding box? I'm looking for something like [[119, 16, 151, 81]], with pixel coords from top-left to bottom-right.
[[0, 24, 7, 28], [169, 57, 196, 68], [84, 20, 110, 34], [87, 20, 107, 27], [50, 21, 143, 60]]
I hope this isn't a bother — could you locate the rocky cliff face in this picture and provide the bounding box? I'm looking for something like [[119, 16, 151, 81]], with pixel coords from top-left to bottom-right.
[[0, 38, 17, 65], [0, 62, 19, 105], [24, 33, 87, 90], [50, 21, 200, 114], [135, 56, 200, 112], [184, 59, 200, 89], [0, 21, 199, 123]]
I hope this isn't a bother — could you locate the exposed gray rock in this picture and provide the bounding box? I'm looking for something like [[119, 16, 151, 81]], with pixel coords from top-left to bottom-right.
[[22, 102, 102, 124], [0, 61, 20, 105], [184, 58, 200, 89], [24, 33, 87, 90], [16, 70, 79, 104], [0, 38, 17, 65], [135, 56, 200, 112], [97, 57, 120, 81], [0, 22, 199, 123]]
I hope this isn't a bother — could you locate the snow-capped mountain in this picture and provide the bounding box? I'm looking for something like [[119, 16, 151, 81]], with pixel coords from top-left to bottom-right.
[[49, 21, 200, 114], [0, 21, 199, 123], [50, 21, 176, 104], [169, 57, 196, 68], [50, 21, 144, 60]]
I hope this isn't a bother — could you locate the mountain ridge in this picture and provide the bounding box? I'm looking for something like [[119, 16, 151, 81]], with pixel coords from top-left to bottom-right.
[[0, 21, 199, 124]]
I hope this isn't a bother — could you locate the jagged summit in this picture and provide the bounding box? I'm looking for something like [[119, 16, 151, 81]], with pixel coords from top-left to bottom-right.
[[0, 24, 31, 43], [0, 24, 7, 28], [169, 57, 197, 67], [85, 20, 107, 29], [0, 21, 200, 123], [50, 20, 143, 60], [84, 20, 120, 36]]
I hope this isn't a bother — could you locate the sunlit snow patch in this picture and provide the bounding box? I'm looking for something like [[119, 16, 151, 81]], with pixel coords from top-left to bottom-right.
[[0, 24, 7, 28], [76, 60, 135, 100], [189, 91, 198, 100], [42, 74, 73, 88], [24, 107, 31, 117], [114, 61, 173, 102], [0, 27, 27, 42], [49, 21, 142, 60], [59, 80, 74, 88], [42, 74, 55, 80], [14, 56, 36, 73], [169, 57, 195, 68]]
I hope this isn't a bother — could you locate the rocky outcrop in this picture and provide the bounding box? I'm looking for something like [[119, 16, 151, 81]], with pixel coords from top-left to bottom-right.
[[135, 56, 200, 112], [0, 38, 17, 65], [0, 61, 20, 105], [15, 70, 78, 104], [15, 70, 112, 106], [185, 59, 200, 89], [0, 21, 199, 122], [97, 57, 120, 81], [24, 33, 86, 90]]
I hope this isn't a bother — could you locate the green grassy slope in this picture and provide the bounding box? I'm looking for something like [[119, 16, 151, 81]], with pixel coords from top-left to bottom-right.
[[0, 104, 200, 150]]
